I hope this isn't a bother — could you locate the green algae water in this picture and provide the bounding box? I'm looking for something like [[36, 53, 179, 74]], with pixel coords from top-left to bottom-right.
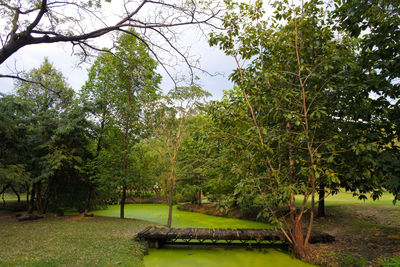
[[94, 204, 314, 267], [94, 204, 268, 228], [144, 247, 313, 267]]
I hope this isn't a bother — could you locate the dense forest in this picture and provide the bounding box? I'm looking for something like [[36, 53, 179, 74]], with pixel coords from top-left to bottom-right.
[[0, 0, 399, 260]]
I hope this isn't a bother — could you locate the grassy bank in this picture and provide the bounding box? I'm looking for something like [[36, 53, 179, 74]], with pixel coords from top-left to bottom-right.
[[0, 210, 153, 267]]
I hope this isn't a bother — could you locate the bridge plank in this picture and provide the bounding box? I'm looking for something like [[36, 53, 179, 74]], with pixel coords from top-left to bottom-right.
[[136, 227, 333, 246]]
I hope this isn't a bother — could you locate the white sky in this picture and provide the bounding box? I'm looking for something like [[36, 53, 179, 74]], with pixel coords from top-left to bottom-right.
[[0, 34, 236, 100], [0, 1, 237, 100]]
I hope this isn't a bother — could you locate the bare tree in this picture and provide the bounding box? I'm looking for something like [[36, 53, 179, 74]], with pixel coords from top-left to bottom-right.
[[0, 0, 222, 83]]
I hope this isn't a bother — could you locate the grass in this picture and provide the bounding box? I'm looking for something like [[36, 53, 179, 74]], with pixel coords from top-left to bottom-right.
[[297, 189, 398, 207], [1, 193, 20, 202], [308, 200, 400, 266], [0, 210, 154, 267]]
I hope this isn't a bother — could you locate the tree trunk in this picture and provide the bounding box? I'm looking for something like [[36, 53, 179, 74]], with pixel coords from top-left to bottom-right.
[[0, 185, 9, 206], [10, 185, 21, 203], [84, 186, 92, 214], [0, 184, 9, 195], [317, 184, 325, 217], [287, 193, 309, 260], [120, 184, 126, 219], [27, 184, 36, 214], [120, 73, 132, 220], [291, 216, 307, 259], [35, 181, 46, 214], [85, 108, 106, 215], [26, 186, 29, 209], [167, 180, 173, 228], [196, 189, 202, 205]]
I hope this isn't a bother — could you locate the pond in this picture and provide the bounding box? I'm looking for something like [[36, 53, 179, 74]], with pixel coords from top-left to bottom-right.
[[94, 204, 314, 267]]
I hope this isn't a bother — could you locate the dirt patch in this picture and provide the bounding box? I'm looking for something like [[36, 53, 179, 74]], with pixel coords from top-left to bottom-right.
[[178, 203, 260, 221], [178, 203, 226, 216], [309, 205, 400, 265]]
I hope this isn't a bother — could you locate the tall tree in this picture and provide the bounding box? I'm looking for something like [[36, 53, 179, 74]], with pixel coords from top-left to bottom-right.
[[209, 0, 377, 258], [13, 58, 74, 214], [334, 0, 400, 202], [82, 31, 161, 218], [0, 94, 30, 204], [153, 84, 210, 227]]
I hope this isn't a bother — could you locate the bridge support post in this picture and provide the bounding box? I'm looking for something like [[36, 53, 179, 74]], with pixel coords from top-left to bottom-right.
[[148, 240, 160, 249]]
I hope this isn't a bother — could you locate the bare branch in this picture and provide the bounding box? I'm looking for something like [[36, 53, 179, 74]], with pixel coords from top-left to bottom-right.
[[26, 0, 48, 32], [0, 74, 61, 96]]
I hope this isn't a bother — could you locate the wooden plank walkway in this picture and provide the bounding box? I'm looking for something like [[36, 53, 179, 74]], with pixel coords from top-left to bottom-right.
[[136, 227, 334, 252]]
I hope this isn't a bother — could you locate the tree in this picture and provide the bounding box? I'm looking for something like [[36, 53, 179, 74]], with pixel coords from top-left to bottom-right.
[[0, 0, 221, 85], [0, 94, 30, 204], [175, 114, 215, 205], [208, 0, 375, 258], [82, 31, 161, 218], [153, 84, 210, 227], [334, 0, 400, 202], [13, 58, 75, 214]]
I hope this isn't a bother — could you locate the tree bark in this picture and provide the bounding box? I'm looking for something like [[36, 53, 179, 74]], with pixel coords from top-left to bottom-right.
[[10, 185, 21, 203], [85, 108, 106, 215], [120, 184, 126, 219], [27, 184, 36, 214], [84, 186, 92, 214], [119, 71, 132, 220], [0, 184, 9, 206], [291, 216, 307, 259], [287, 193, 309, 260], [35, 181, 46, 214], [26, 185, 30, 209], [317, 184, 325, 217], [196, 189, 202, 205], [0, 184, 9, 195], [167, 180, 173, 228]]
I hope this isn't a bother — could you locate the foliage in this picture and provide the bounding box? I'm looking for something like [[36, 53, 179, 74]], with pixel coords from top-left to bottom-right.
[[334, 0, 400, 202], [151, 83, 211, 226], [378, 256, 400, 267], [0, 94, 31, 194], [81, 30, 161, 217], [206, 0, 395, 258], [0, 58, 94, 212]]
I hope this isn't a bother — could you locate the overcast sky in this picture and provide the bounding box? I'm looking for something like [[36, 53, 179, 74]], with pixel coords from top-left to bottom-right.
[[0, 1, 236, 100]]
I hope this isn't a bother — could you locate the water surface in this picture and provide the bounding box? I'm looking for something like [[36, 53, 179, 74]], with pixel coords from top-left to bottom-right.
[[94, 204, 314, 267], [94, 204, 269, 228]]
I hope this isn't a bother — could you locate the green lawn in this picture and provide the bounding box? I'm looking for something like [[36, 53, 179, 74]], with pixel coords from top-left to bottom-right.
[[0, 211, 153, 267], [297, 190, 398, 207], [1, 193, 20, 202]]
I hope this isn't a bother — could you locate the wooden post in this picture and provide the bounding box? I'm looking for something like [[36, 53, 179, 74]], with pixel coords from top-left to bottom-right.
[[143, 241, 149, 255]]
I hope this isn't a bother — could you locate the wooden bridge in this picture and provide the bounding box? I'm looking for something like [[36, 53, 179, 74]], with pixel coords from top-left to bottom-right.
[[136, 227, 334, 253]]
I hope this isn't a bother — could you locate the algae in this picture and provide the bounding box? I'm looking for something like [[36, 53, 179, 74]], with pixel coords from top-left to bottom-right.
[[94, 204, 314, 267]]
